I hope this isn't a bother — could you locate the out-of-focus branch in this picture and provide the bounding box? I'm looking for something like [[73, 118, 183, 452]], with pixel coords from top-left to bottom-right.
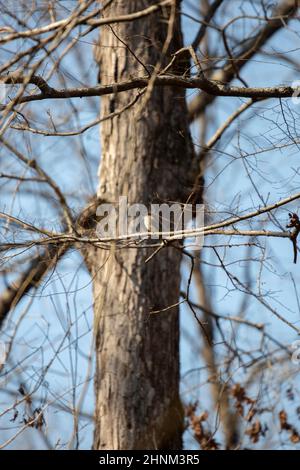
[[191, 98, 256, 203], [193, 265, 239, 449], [0, 244, 69, 329], [192, 0, 224, 50], [188, 0, 298, 121]]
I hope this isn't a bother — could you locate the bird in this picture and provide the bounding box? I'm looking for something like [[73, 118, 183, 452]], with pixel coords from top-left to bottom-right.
[[286, 212, 300, 264]]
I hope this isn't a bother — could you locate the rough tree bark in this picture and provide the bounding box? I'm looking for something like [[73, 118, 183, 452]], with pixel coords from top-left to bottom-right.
[[85, 0, 197, 450]]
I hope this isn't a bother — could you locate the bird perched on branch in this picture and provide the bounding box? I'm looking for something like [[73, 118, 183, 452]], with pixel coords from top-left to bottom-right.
[[286, 212, 300, 264]]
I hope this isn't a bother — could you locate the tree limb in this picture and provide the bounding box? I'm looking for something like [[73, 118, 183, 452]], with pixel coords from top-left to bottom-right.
[[1, 72, 299, 109]]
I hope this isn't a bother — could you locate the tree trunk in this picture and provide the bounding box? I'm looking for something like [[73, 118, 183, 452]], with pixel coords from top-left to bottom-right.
[[87, 0, 196, 450]]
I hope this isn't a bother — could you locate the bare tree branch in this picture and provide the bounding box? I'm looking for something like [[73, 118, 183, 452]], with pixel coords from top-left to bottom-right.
[[188, 0, 298, 121], [1, 72, 299, 109]]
